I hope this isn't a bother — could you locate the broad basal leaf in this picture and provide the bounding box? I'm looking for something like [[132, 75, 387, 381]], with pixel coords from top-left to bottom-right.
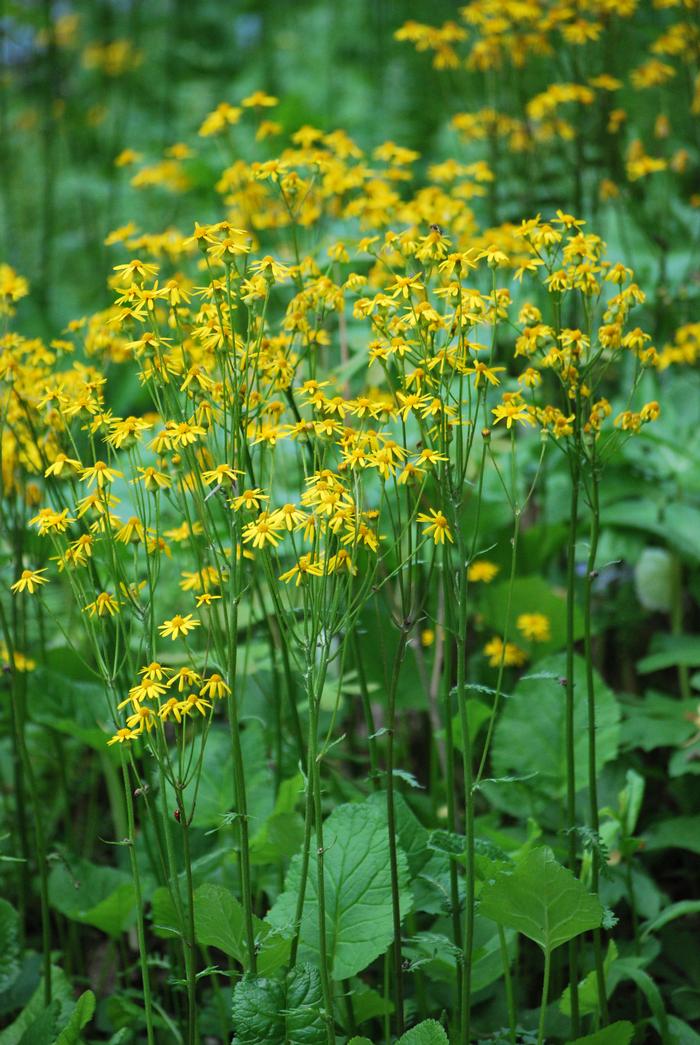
[[232, 964, 326, 1045], [479, 846, 603, 954], [570, 1022, 634, 1045], [492, 653, 620, 795], [48, 858, 136, 937], [0, 901, 19, 994], [268, 800, 411, 980], [398, 1019, 450, 1044]]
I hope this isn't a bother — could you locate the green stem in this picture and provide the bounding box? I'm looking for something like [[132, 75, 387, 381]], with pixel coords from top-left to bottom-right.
[[498, 925, 516, 1045], [566, 456, 581, 1037], [176, 788, 199, 1045], [584, 457, 609, 1026], [121, 759, 155, 1045], [386, 629, 409, 1036], [537, 949, 552, 1045], [670, 552, 690, 701]]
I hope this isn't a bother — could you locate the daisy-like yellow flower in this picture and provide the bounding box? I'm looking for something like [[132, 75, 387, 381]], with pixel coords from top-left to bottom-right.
[[126, 705, 157, 733], [491, 402, 535, 429], [195, 593, 222, 607], [107, 728, 139, 745], [158, 697, 183, 723], [29, 507, 74, 535], [467, 561, 499, 583], [230, 488, 268, 512], [132, 466, 171, 491], [465, 361, 506, 388], [44, 452, 82, 478], [179, 692, 211, 717], [200, 673, 231, 699], [84, 592, 121, 618], [242, 513, 283, 549], [417, 509, 453, 545], [517, 613, 551, 643], [483, 636, 528, 668], [80, 460, 124, 488], [11, 568, 48, 595], [168, 666, 202, 691], [158, 614, 201, 640], [201, 463, 243, 486], [279, 554, 325, 586]]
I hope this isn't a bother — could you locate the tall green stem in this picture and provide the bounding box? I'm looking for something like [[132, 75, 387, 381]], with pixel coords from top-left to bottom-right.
[[566, 456, 581, 1036], [584, 455, 609, 1026], [386, 629, 409, 1036], [537, 949, 552, 1045], [175, 787, 199, 1045], [121, 759, 155, 1045]]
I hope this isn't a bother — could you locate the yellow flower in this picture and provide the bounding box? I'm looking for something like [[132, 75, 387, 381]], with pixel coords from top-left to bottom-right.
[[230, 488, 268, 512], [242, 513, 283, 549], [158, 698, 183, 723], [11, 568, 48, 595], [84, 592, 121, 618], [80, 460, 124, 488], [483, 636, 528, 668], [158, 614, 201, 640], [168, 667, 202, 691], [107, 728, 139, 745], [491, 403, 535, 429], [200, 674, 231, 699], [195, 593, 221, 607], [126, 705, 156, 733], [467, 561, 499, 583], [517, 613, 551, 643], [179, 692, 212, 717], [279, 555, 325, 585], [44, 453, 82, 478], [417, 509, 453, 545]]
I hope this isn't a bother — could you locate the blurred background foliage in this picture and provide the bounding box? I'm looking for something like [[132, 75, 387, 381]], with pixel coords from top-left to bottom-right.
[[2, 0, 698, 341]]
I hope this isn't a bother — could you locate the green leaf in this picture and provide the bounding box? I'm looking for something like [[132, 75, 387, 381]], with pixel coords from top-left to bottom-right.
[[150, 886, 182, 940], [637, 635, 700, 674], [0, 901, 20, 994], [641, 901, 700, 939], [643, 817, 700, 856], [54, 991, 96, 1044], [601, 500, 700, 562], [560, 941, 618, 1017], [347, 1039, 373, 1045], [48, 858, 136, 937], [492, 653, 620, 795], [479, 847, 603, 954], [231, 964, 327, 1045], [620, 692, 696, 753], [250, 775, 305, 865], [398, 1020, 449, 1044], [614, 959, 668, 1039], [269, 800, 411, 980], [193, 883, 248, 963], [570, 1021, 634, 1045], [0, 968, 72, 1045]]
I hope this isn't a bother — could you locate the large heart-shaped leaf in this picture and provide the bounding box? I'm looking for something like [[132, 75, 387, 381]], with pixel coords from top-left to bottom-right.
[[479, 847, 603, 954], [268, 800, 411, 980]]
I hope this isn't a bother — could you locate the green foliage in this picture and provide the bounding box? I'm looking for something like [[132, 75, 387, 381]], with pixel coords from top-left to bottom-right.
[[570, 1023, 634, 1045], [397, 1021, 449, 1044], [492, 654, 620, 795], [270, 800, 411, 980], [479, 847, 603, 954], [0, 901, 20, 995], [231, 965, 327, 1045], [48, 857, 136, 937]]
